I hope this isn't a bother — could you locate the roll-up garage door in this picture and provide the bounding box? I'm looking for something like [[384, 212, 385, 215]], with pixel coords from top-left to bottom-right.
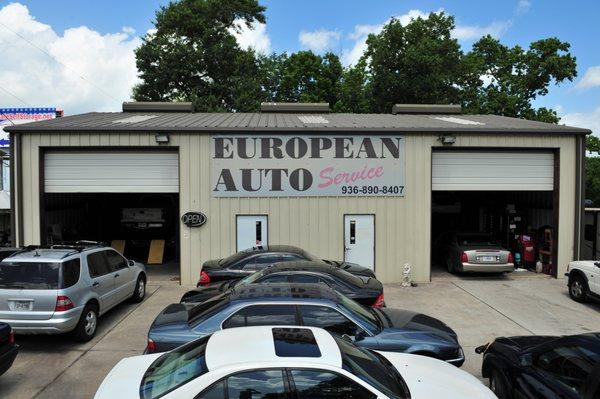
[[44, 151, 179, 193], [432, 151, 554, 191]]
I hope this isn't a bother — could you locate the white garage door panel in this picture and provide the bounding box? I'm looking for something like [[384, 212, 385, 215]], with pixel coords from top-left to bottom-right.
[[432, 151, 554, 191], [45, 152, 179, 193]]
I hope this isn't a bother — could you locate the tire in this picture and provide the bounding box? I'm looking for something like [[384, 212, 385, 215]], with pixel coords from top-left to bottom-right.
[[446, 259, 455, 274], [131, 275, 146, 303], [489, 369, 510, 399], [72, 304, 99, 342], [569, 275, 589, 303]]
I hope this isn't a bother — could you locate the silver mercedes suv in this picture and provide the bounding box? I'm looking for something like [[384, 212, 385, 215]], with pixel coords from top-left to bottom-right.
[[0, 242, 146, 341]]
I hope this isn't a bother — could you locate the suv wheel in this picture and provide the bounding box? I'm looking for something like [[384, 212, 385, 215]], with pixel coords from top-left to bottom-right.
[[73, 304, 98, 342], [569, 275, 589, 303], [131, 275, 146, 303]]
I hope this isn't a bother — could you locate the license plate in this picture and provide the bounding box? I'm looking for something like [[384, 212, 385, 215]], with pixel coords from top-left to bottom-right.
[[479, 256, 497, 262], [12, 300, 32, 311]]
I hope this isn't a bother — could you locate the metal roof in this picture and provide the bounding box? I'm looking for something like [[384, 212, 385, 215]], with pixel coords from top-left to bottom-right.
[[4, 111, 591, 135]]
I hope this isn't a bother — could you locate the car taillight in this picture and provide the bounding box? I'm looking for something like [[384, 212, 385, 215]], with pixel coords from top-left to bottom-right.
[[199, 271, 211, 285], [55, 295, 74, 312], [508, 253, 514, 263], [146, 338, 156, 353], [372, 293, 385, 308], [8, 331, 14, 345], [460, 252, 468, 263]]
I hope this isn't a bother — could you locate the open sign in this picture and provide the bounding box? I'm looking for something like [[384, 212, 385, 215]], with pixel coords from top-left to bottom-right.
[[181, 212, 207, 227]]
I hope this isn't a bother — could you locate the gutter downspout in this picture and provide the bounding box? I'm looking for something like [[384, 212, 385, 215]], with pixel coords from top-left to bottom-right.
[[9, 132, 16, 247], [574, 135, 586, 260]]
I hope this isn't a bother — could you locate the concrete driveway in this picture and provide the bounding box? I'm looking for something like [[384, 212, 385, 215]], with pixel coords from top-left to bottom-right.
[[2, 274, 600, 398]]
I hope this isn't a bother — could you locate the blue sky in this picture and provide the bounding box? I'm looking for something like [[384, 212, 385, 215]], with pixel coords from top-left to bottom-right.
[[0, 0, 599, 133]]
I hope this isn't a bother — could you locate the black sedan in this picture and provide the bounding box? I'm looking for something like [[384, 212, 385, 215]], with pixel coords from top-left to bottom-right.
[[0, 322, 18, 377], [147, 283, 464, 367], [476, 333, 600, 399], [197, 245, 375, 286], [182, 260, 385, 308]]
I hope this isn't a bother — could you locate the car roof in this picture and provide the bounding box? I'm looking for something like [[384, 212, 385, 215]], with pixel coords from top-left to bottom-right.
[[205, 326, 342, 370], [228, 282, 340, 303], [2, 244, 107, 263], [248, 245, 306, 255], [264, 261, 336, 274]]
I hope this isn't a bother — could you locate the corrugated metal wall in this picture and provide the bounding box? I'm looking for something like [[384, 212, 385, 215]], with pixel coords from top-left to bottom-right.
[[16, 132, 577, 285]]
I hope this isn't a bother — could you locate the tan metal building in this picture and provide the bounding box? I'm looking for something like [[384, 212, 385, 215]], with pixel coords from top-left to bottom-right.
[[6, 103, 590, 285]]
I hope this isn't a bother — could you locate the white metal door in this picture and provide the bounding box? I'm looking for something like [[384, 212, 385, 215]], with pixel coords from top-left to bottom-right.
[[344, 215, 375, 270], [44, 151, 179, 193], [236, 215, 268, 251], [432, 151, 554, 191]]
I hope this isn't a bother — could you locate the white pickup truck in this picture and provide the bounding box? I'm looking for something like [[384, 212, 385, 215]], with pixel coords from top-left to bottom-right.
[[565, 261, 600, 302]]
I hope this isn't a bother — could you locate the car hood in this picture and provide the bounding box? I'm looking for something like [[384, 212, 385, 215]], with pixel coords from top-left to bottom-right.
[[498, 335, 557, 351], [380, 351, 495, 399], [375, 308, 458, 340], [94, 353, 162, 399]]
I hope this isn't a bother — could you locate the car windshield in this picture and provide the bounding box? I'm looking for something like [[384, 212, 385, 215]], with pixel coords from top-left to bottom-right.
[[188, 294, 229, 325], [217, 248, 256, 266], [140, 335, 211, 399], [0, 261, 60, 289], [337, 293, 380, 333], [234, 269, 266, 287], [334, 335, 409, 398]]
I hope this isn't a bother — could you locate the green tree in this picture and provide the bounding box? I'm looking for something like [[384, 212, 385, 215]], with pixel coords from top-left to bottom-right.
[[334, 59, 371, 113], [461, 36, 578, 122], [363, 12, 463, 113], [587, 135, 600, 154], [586, 157, 600, 206], [133, 0, 266, 112]]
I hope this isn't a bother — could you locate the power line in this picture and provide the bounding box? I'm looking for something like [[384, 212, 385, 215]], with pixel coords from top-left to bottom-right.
[[0, 20, 120, 103]]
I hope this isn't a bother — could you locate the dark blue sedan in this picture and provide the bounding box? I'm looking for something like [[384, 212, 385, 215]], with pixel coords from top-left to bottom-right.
[[146, 283, 464, 366]]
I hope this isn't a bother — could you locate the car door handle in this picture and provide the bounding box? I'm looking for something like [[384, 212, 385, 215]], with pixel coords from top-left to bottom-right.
[[92, 282, 100, 287], [114, 273, 120, 278]]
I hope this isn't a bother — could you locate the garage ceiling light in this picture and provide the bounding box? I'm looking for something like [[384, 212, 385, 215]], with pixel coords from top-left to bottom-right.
[[155, 133, 169, 144], [113, 115, 159, 124], [433, 116, 485, 126]]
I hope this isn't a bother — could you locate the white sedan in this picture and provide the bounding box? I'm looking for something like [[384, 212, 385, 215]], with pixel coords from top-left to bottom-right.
[[95, 326, 495, 399]]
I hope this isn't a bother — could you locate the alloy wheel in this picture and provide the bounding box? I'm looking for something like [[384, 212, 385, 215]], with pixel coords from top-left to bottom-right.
[[85, 310, 97, 336], [571, 281, 583, 298]]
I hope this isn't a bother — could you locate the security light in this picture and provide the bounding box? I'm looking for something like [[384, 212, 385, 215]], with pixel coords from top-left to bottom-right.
[[439, 135, 456, 145], [155, 133, 169, 144]]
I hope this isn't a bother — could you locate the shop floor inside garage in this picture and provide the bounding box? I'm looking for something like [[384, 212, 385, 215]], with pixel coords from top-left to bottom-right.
[[42, 192, 181, 280], [431, 190, 555, 280]]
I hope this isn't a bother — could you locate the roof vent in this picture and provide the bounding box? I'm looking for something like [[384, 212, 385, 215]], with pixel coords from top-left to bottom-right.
[[260, 102, 329, 113], [122, 102, 194, 113], [392, 104, 462, 115]]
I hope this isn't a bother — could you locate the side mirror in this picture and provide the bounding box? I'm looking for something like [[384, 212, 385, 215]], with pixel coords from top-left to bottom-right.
[[594, 262, 600, 268], [341, 334, 354, 343], [128, 259, 135, 267], [519, 353, 533, 367]]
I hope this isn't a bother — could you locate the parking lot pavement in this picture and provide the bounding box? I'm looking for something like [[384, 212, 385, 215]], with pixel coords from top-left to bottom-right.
[[2, 276, 600, 398]]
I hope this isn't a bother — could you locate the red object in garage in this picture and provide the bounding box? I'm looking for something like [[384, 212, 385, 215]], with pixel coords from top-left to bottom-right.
[[517, 234, 536, 268]]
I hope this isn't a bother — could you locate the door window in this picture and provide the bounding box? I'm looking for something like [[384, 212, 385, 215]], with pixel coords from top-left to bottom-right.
[[535, 345, 600, 394], [105, 250, 128, 271], [299, 305, 363, 337], [243, 254, 281, 271], [61, 258, 81, 288], [260, 274, 289, 283], [223, 305, 297, 329], [196, 381, 225, 399], [280, 253, 306, 262], [87, 252, 110, 278], [291, 274, 329, 286], [227, 370, 286, 399], [291, 369, 376, 399]]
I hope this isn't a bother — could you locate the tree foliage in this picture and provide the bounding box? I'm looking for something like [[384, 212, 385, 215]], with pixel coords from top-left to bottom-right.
[[133, 0, 266, 111]]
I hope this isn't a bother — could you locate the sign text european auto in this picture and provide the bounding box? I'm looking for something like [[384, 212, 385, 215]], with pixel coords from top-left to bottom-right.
[[211, 135, 405, 197]]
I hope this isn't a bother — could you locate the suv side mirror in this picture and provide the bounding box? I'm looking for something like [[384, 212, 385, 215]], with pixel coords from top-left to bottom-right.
[[127, 260, 135, 267], [519, 353, 533, 367], [594, 262, 600, 268]]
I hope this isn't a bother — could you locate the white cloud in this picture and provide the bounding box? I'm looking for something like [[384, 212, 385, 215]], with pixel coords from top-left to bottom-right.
[[298, 29, 340, 53], [230, 20, 271, 54], [576, 66, 600, 90], [452, 21, 512, 41], [0, 3, 141, 115], [562, 106, 600, 136], [516, 0, 532, 15]]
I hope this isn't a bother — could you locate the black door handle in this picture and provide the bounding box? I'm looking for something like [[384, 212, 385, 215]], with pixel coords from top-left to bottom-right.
[[92, 282, 100, 287], [114, 273, 120, 278]]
